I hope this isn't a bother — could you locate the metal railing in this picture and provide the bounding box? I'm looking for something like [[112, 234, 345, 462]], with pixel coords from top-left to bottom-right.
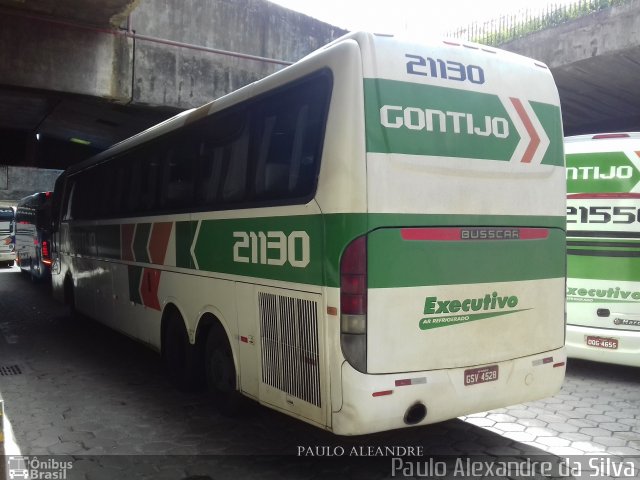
[[448, 0, 635, 46]]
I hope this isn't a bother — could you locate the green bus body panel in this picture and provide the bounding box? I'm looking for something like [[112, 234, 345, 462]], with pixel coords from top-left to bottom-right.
[[193, 216, 325, 286], [566, 152, 640, 194], [568, 253, 640, 282], [529, 101, 564, 167], [363, 78, 563, 166], [133, 223, 151, 263], [68, 213, 564, 288], [368, 227, 565, 288], [176, 221, 197, 269]]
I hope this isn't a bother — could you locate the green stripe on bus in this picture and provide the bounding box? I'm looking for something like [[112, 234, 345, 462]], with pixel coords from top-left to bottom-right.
[[190, 213, 564, 287], [176, 221, 197, 269], [193, 215, 324, 285], [568, 255, 640, 282], [363, 80, 562, 167], [566, 152, 640, 193], [368, 227, 565, 288], [133, 223, 151, 263], [70, 213, 565, 288], [364, 79, 519, 161], [529, 101, 564, 167]]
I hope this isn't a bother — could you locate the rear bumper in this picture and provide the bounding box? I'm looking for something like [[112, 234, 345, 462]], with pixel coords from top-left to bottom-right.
[[0, 251, 15, 262], [332, 347, 566, 435], [566, 324, 640, 367]]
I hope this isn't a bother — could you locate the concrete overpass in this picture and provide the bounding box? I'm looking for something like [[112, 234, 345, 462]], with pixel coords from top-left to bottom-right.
[[0, 0, 345, 168], [0, 0, 639, 203], [498, 0, 640, 136]]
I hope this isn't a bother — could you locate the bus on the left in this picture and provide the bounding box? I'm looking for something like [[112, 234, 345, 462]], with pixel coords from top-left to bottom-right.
[[0, 206, 15, 268]]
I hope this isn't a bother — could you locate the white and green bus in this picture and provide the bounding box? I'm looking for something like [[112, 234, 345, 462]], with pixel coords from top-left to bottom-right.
[[50, 32, 566, 435], [566, 132, 640, 367]]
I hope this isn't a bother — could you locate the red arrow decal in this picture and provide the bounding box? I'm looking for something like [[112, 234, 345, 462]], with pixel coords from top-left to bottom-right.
[[140, 268, 161, 311], [510, 97, 540, 163], [149, 222, 172, 265]]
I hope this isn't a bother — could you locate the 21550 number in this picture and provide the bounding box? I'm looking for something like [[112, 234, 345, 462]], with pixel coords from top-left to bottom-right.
[[567, 206, 640, 224]]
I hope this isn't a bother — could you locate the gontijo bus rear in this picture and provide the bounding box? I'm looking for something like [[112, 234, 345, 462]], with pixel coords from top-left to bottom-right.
[[565, 133, 640, 367], [50, 32, 566, 435]]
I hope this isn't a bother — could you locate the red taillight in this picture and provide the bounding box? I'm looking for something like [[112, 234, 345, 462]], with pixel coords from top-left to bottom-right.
[[340, 235, 368, 372], [41, 240, 49, 259], [592, 133, 630, 140], [340, 236, 367, 316]]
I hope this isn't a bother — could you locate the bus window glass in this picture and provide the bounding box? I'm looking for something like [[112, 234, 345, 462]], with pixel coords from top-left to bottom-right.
[[253, 75, 329, 202], [221, 129, 249, 204]]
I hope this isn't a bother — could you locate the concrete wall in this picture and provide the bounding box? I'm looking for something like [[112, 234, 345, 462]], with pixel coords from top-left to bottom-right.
[[130, 0, 346, 107], [499, 1, 640, 67], [0, 166, 62, 206], [0, 0, 346, 108], [0, 15, 131, 101]]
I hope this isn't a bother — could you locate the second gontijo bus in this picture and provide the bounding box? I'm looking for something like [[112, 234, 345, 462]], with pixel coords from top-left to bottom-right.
[[51, 32, 566, 435], [566, 133, 640, 367]]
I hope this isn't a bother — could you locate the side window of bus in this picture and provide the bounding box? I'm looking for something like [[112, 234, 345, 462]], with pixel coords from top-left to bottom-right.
[[112, 161, 131, 216], [221, 128, 249, 204], [97, 164, 115, 217], [253, 74, 331, 202], [127, 157, 142, 213], [161, 139, 195, 209], [140, 150, 161, 213], [68, 168, 99, 220], [195, 141, 225, 206], [194, 109, 249, 208]]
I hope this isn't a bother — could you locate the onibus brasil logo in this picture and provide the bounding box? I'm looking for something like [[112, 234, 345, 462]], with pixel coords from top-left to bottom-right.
[[7, 456, 73, 480], [419, 292, 529, 330]]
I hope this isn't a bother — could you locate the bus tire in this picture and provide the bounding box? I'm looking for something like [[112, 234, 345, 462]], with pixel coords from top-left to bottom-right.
[[205, 327, 240, 415], [162, 310, 199, 391]]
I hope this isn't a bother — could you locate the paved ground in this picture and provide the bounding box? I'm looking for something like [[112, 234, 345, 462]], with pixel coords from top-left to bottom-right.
[[0, 265, 639, 479]]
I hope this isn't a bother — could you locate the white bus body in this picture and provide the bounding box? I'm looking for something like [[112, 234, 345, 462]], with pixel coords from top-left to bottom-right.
[[51, 32, 566, 435], [566, 133, 640, 367]]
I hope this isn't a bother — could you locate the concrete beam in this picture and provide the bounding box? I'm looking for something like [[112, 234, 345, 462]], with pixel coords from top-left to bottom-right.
[[0, 0, 345, 111], [500, 1, 640, 68], [129, 0, 346, 108], [0, 14, 132, 101], [499, 1, 640, 134]]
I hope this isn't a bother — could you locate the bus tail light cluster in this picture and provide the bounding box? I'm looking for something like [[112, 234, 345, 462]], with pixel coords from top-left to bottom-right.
[[41, 240, 51, 265], [340, 235, 367, 373]]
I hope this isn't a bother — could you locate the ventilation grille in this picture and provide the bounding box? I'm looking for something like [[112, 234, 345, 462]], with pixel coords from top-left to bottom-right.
[[0, 365, 22, 376], [259, 293, 321, 407]]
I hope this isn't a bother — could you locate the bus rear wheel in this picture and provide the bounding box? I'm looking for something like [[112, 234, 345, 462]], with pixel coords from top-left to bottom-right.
[[205, 328, 240, 415]]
